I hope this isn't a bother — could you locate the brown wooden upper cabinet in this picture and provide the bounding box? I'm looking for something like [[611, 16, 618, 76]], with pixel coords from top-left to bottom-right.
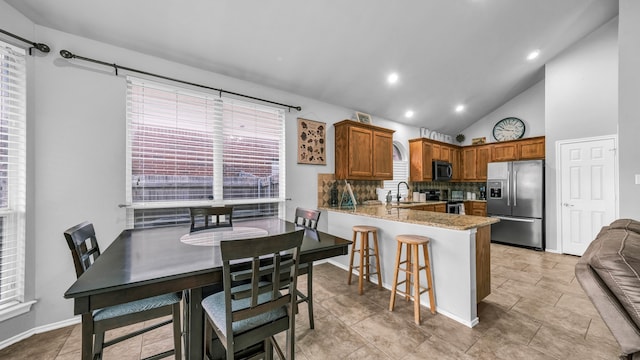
[[409, 136, 545, 182], [517, 137, 545, 160], [451, 147, 462, 181], [432, 143, 453, 162], [490, 136, 545, 162], [334, 120, 395, 180], [410, 140, 461, 181], [409, 138, 433, 181], [462, 145, 492, 181], [491, 142, 518, 162]]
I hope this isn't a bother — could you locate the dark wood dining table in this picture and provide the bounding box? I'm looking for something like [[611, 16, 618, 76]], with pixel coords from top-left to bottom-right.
[[64, 217, 351, 360]]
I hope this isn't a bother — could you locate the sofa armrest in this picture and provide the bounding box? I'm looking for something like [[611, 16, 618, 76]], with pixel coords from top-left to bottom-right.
[[575, 259, 640, 356]]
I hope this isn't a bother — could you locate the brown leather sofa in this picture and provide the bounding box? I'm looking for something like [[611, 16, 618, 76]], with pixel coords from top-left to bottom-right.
[[575, 219, 640, 359]]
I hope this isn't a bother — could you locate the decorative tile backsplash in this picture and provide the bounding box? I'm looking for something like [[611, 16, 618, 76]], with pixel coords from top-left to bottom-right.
[[317, 174, 382, 207], [410, 181, 486, 199], [317, 174, 487, 207]]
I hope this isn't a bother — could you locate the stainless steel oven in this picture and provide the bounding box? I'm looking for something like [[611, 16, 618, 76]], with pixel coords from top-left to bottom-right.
[[447, 201, 464, 214]]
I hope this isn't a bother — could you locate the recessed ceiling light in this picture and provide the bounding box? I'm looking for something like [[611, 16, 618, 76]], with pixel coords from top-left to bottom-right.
[[527, 49, 540, 61], [405, 110, 414, 118], [455, 104, 465, 113], [387, 73, 399, 84]]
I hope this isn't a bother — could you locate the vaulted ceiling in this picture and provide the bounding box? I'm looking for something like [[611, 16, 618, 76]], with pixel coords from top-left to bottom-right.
[[6, 0, 618, 134]]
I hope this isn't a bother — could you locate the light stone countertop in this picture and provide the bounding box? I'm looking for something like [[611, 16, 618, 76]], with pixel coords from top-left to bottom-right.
[[321, 204, 499, 230]]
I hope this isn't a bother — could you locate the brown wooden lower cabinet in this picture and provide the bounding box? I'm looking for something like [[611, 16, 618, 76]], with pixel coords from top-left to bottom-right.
[[464, 201, 487, 217], [476, 225, 491, 302], [412, 204, 446, 212]]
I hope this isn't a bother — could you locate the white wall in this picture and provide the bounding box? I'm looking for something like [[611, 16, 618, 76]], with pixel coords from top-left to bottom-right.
[[457, 17, 619, 253], [619, 0, 640, 220], [457, 80, 545, 146], [0, 14, 422, 340], [544, 17, 619, 251]]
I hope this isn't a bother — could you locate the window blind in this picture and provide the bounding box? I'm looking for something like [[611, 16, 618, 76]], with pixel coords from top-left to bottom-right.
[[383, 160, 409, 199], [126, 77, 285, 227], [0, 42, 27, 306], [221, 98, 284, 201], [383, 143, 409, 199]]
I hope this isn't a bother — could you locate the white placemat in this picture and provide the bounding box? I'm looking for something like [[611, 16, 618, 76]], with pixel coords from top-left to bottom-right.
[[179, 227, 269, 246]]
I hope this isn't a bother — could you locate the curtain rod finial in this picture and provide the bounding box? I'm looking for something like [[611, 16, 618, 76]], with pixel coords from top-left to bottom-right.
[[60, 49, 74, 59], [34, 43, 50, 53]]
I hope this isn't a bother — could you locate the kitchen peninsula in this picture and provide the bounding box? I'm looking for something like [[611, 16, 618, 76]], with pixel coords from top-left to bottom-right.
[[321, 203, 498, 327]]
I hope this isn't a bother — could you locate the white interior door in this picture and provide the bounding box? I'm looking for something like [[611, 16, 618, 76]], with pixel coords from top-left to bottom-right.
[[558, 136, 617, 255]]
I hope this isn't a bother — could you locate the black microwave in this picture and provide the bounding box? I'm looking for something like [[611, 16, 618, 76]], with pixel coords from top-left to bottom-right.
[[432, 160, 452, 181]]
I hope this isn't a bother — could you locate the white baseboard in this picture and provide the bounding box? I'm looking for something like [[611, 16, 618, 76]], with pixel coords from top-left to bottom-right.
[[0, 316, 80, 350]]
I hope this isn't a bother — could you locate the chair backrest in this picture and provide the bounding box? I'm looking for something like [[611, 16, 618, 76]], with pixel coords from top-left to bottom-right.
[[220, 229, 304, 338], [189, 206, 233, 232], [64, 221, 101, 278], [294, 207, 321, 230]]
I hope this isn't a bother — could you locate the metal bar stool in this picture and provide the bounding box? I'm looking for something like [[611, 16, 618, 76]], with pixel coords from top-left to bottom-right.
[[347, 225, 383, 295], [389, 234, 436, 324]]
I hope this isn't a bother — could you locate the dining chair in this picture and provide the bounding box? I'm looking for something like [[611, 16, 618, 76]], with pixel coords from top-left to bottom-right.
[[185, 206, 235, 349], [189, 206, 233, 232], [63, 221, 182, 360], [291, 207, 321, 329], [202, 229, 304, 360]]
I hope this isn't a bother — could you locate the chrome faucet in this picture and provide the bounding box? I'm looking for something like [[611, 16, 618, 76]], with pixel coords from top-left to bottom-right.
[[397, 181, 409, 202]]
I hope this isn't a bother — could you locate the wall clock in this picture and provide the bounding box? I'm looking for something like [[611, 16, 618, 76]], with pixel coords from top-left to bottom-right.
[[492, 117, 525, 141]]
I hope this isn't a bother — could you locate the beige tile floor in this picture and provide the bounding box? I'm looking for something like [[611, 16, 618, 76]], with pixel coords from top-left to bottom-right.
[[0, 243, 623, 359]]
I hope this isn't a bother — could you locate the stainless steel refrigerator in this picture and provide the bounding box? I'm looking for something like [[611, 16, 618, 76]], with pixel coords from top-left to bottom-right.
[[486, 160, 544, 250]]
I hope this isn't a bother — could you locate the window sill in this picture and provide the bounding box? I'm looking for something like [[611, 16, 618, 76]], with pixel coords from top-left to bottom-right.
[[0, 300, 37, 322]]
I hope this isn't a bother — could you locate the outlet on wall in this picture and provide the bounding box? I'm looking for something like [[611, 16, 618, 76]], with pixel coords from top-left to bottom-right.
[[635, 174, 640, 185]]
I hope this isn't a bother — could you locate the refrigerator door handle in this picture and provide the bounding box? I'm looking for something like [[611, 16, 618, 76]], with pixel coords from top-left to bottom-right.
[[490, 215, 535, 223], [513, 170, 517, 207], [506, 169, 510, 206]]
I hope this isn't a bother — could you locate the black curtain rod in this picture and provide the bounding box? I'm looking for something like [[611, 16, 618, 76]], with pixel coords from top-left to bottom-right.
[[59, 49, 302, 112], [0, 28, 50, 55]]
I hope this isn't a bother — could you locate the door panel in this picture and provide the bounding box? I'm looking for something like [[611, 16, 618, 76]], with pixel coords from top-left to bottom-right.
[[512, 160, 543, 218], [487, 162, 510, 216], [487, 179, 510, 216], [422, 142, 433, 180], [372, 131, 393, 178], [560, 137, 616, 256], [487, 161, 509, 180], [490, 216, 543, 249], [348, 127, 373, 177], [476, 146, 491, 180]]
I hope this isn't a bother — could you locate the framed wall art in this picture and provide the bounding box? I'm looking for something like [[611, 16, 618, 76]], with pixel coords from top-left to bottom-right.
[[297, 118, 326, 165], [472, 137, 486, 145], [355, 111, 372, 124]]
